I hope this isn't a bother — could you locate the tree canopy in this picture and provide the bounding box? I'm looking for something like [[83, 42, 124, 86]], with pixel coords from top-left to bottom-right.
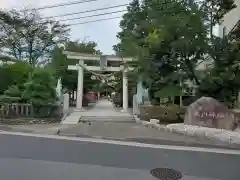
[[22, 68, 57, 105], [0, 1, 239, 108], [114, 0, 240, 107], [0, 9, 69, 66], [49, 40, 102, 93]]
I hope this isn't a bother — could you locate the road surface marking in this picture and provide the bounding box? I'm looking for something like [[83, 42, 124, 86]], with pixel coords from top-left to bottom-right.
[[0, 131, 239, 155]]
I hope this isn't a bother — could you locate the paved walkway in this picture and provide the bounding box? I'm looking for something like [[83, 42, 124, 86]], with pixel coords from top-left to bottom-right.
[[62, 99, 133, 124], [82, 99, 129, 116]]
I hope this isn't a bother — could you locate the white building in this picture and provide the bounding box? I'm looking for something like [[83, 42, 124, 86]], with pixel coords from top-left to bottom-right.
[[0, 55, 16, 65], [196, 1, 240, 71], [219, 0, 240, 37]]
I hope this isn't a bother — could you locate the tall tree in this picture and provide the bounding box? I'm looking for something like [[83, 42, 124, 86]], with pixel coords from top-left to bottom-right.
[[0, 61, 32, 94], [22, 68, 56, 105], [0, 9, 69, 66], [49, 40, 102, 93], [113, 0, 142, 57], [200, 0, 236, 37], [197, 37, 240, 107], [115, 0, 208, 100]]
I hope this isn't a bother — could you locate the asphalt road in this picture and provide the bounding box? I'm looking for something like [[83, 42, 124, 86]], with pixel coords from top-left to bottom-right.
[[0, 133, 240, 180]]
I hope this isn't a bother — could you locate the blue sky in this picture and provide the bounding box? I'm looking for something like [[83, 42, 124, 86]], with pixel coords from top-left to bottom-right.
[[1, 0, 131, 55]]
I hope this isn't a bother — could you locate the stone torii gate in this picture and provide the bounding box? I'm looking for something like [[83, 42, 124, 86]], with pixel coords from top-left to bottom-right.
[[63, 51, 133, 112]]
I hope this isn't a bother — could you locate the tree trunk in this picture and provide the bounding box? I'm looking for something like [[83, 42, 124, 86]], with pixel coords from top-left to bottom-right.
[[210, 2, 214, 39]]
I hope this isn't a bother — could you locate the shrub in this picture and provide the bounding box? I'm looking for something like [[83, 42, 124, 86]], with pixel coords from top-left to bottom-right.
[[112, 93, 133, 107], [0, 85, 22, 103], [0, 62, 32, 94], [22, 68, 57, 105], [112, 94, 122, 107], [139, 104, 185, 124]]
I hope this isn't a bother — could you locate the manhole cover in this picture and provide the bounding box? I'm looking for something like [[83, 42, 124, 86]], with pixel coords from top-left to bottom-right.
[[150, 168, 182, 180]]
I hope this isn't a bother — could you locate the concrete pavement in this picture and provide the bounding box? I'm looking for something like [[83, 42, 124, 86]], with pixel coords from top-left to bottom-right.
[[58, 121, 240, 149], [2, 120, 240, 149], [62, 99, 133, 124], [0, 132, 239, 180]]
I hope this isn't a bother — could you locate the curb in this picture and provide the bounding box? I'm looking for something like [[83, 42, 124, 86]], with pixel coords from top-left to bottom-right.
[[132, 115, 240, 145], [60, 113, 70, 123], [133, 115, 166, 131]]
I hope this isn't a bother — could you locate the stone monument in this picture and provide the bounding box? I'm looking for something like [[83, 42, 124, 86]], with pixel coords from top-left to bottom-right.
[[184, 96, 236, 130], [55, 78, 62, 103], [63, 93, 69, 114], [143, 88, 151, 105]]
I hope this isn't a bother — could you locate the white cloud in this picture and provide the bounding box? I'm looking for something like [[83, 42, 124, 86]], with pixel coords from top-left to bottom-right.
[[0, 0, 131, 54]]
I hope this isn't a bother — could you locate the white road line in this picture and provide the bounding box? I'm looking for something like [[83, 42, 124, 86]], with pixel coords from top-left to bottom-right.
[[0, 131, 240, 155]]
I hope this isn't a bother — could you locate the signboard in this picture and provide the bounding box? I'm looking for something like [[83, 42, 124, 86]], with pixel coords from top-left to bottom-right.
[[100, 56, 107, 70]]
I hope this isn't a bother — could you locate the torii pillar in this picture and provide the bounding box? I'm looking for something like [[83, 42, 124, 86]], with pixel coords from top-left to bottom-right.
[[68, 60, 84, 109], [76, 60, 84, 109], [122, 68, 128, 112]]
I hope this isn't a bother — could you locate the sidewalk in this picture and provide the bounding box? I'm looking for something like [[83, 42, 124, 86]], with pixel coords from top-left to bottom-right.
[[0, 123, 74, 135], [1, 120, 240, 149]]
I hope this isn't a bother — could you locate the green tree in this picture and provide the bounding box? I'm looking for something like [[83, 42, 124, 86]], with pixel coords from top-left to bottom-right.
[[49, 46, 66, 80], [0, 64, 13, 94], [49, 40, 102, 93], [115, 0, 239, 106], [22, 68, 56, 105], [0, 85, 22, 103], [197, 37, 240, 107], [9, 61, 33, 86], [0, 9, 69, 66], [115, 0, 208, 101], [65, 40, 101, 55], [0, 61, 32, 94], [113, 0, 142, 57], [200, 0, 236, 38]]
